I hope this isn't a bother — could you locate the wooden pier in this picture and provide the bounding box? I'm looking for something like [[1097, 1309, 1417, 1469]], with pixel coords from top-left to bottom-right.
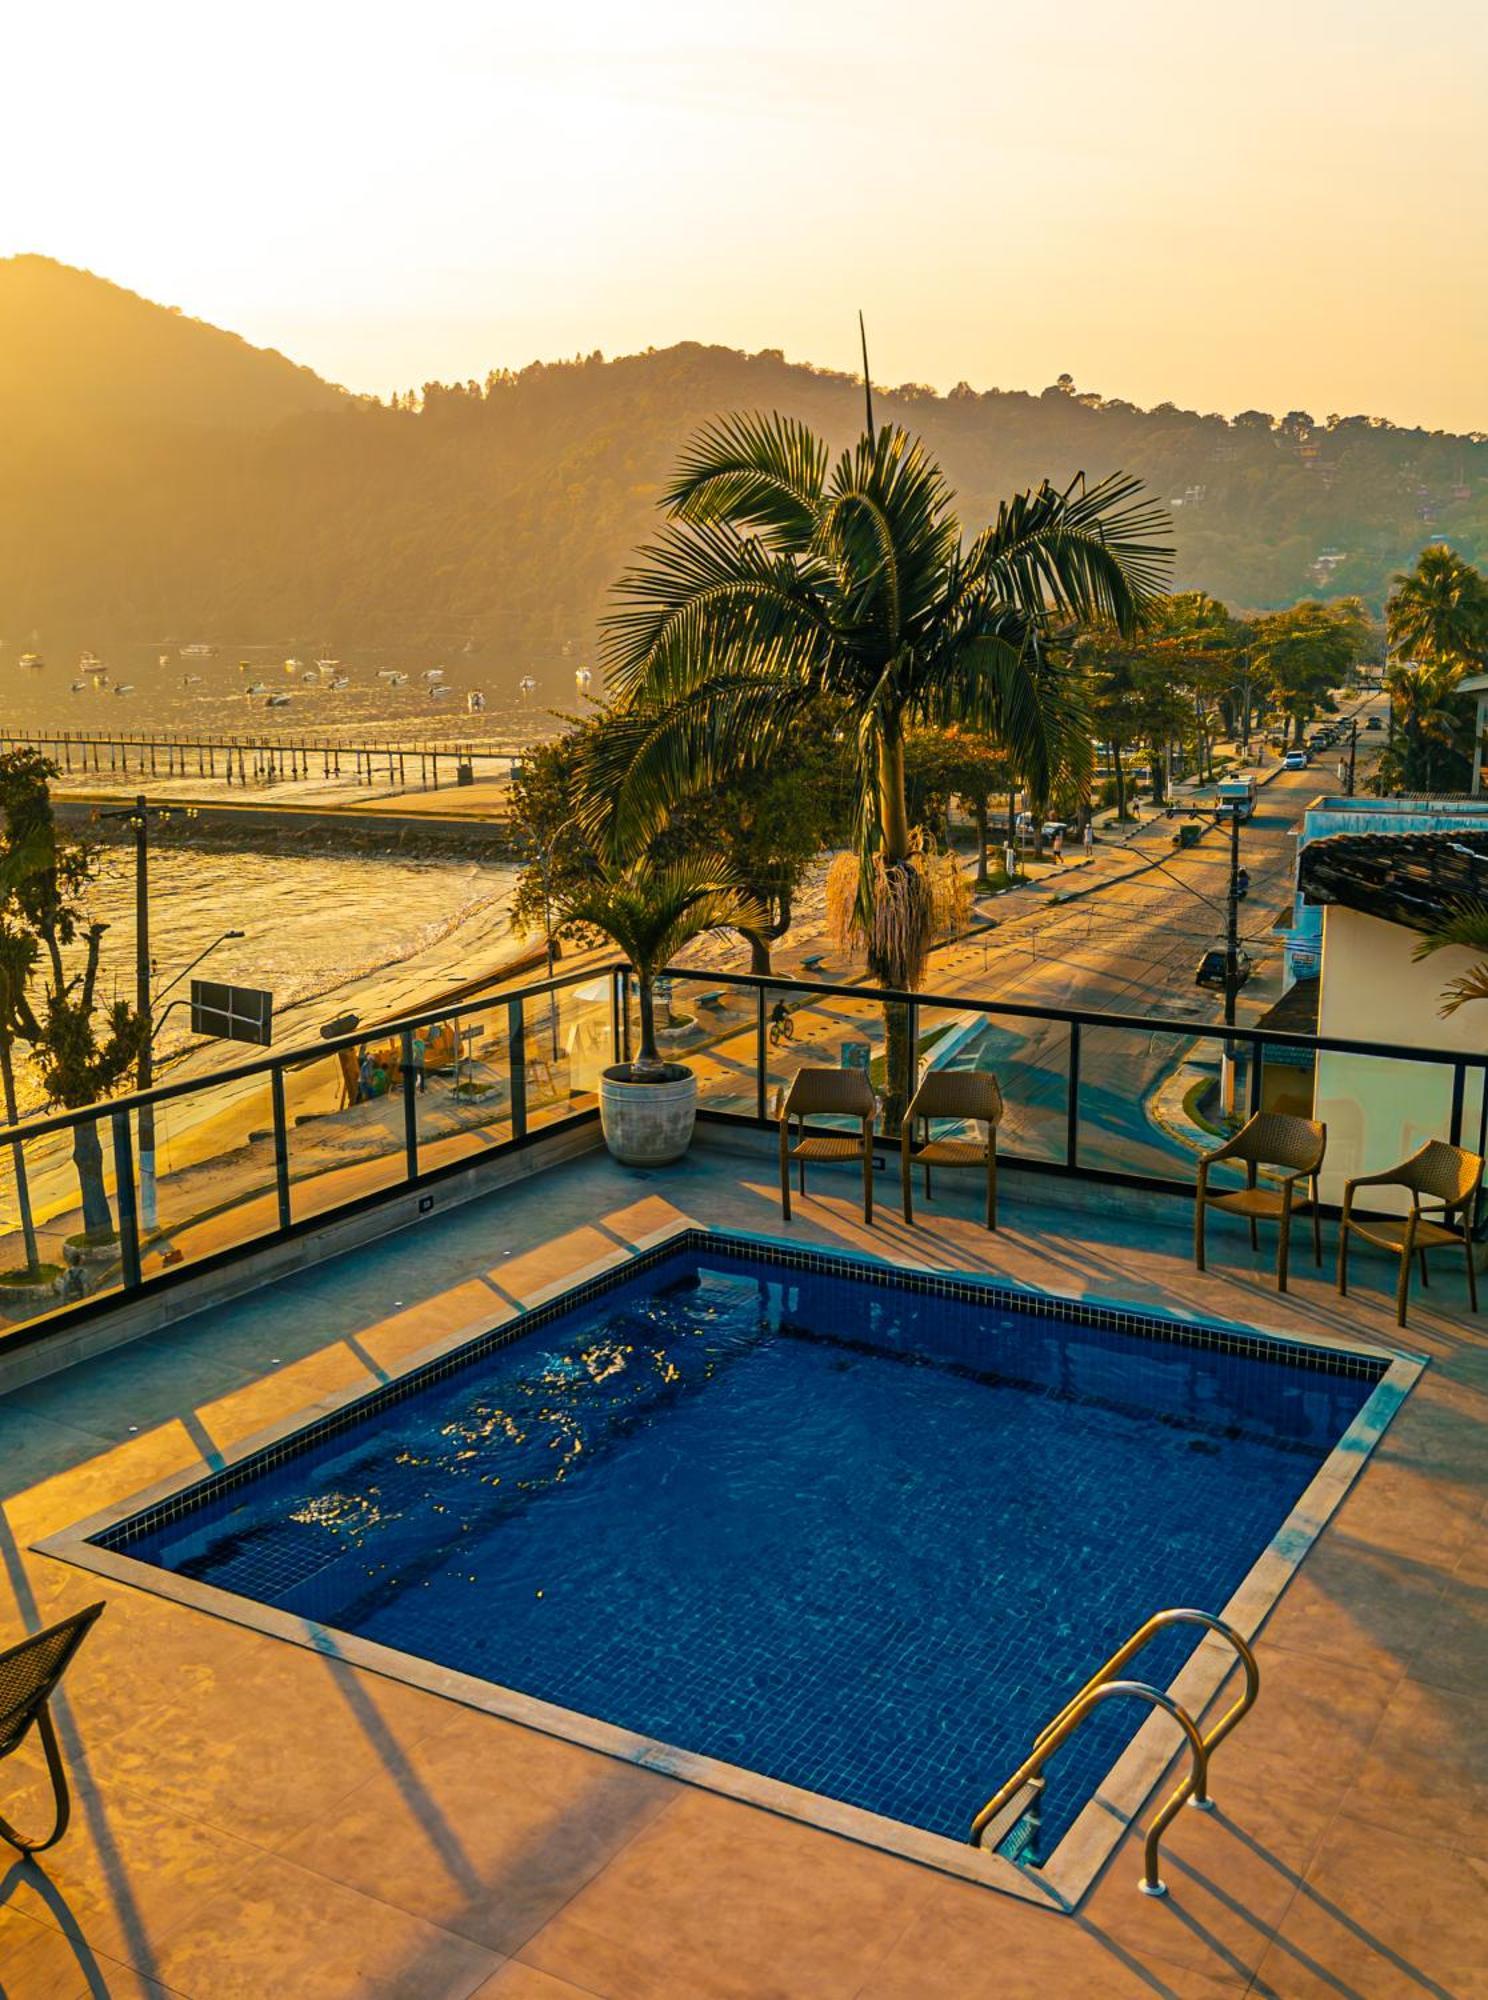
[[0, 728, 520, 792]]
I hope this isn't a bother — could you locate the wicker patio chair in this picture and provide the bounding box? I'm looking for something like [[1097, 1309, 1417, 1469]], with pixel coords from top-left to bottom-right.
[[1338, 1139, 1483, 1328], [1195, 1111, 1326, 1293], [777, 1066, 878, 1224], [901, 1069, 1004, 1229], [0, 1601, 104, 1855]]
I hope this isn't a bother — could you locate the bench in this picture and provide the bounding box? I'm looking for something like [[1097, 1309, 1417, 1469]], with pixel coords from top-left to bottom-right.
[[695, 990, 726, 1009], [801, 954, 828, 973]]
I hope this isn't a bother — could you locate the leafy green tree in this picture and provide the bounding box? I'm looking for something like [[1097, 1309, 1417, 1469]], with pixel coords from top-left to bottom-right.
[[594, 413, 1168, 1121], [1248, 601, 1360, 744], [0, 752, 144, 1241], [511, 705, 853, 974], [905, 728, 1011, 882], [1387, 545, 1488, 671], [551, 855, 761, 1078], [1412, 902, 1488, 1014]]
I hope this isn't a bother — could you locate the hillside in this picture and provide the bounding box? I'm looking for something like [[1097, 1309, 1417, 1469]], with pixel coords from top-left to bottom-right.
[[3, 264, 1487, 696], [0, 255, 350, 438]]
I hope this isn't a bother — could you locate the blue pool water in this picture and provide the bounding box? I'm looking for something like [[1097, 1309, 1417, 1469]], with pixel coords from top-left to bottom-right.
[[99, 1238, 1382, 1854]]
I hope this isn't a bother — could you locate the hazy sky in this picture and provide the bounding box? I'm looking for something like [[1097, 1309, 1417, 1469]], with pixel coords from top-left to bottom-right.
[[9, 0, 1487, 429]]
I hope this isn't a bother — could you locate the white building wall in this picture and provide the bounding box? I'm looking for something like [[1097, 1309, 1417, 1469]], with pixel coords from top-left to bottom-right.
[[1314, 905, 1486, 1205]]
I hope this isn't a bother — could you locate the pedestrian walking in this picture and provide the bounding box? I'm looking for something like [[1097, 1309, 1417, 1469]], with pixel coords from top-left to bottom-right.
[[1052, 828, 1064, 865], [410, 1031, 428, 1093], [1082, 821, 1094, 859]]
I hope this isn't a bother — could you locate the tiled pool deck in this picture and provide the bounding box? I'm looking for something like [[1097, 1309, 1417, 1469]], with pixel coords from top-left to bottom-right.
[[0, 1133, 1484, 1998]]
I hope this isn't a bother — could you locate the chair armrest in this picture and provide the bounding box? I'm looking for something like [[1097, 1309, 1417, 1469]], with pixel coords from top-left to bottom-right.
[[1342, 1167, 1411, 1195]]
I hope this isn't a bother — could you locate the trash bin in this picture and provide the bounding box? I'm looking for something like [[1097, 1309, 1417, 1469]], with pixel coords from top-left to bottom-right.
[[456, 761, 474, 786]]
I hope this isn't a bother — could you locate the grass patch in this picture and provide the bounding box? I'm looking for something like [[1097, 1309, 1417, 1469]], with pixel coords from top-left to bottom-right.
[[0, 1263, 62, 1288]]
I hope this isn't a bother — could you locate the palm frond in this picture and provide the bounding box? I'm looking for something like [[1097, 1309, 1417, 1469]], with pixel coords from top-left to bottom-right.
[[661, 412, 827, 548], [969, 473, 1173, 634], [1411, 900, 1488, 960]]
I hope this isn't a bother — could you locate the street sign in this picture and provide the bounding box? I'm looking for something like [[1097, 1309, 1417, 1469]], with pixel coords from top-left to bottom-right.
[[191, 979, 273, 1047]]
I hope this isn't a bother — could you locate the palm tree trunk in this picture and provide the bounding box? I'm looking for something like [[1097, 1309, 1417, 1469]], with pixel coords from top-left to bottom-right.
[[876, 725, 916, 1135], [973, 798, 989, 884], [0, 1036, 40, 1276], [634, 975, 662, 1076]]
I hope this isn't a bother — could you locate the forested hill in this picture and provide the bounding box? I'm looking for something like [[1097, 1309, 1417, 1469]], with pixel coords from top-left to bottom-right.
[[4, 260, 1487, 672]]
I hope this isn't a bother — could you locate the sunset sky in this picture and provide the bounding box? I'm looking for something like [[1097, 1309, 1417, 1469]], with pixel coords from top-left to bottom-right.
[[9, 0, 1487, 429]]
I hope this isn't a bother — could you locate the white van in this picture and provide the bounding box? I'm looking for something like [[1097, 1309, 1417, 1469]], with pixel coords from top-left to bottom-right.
[[1214, 774, 1258, 819]]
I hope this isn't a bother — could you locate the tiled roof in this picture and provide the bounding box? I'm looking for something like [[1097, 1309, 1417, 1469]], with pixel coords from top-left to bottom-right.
[[1297, 827, 1488, 933]]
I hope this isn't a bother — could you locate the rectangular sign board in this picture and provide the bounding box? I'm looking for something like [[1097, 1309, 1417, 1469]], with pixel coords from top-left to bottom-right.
[[191, 979, 274, 1048]]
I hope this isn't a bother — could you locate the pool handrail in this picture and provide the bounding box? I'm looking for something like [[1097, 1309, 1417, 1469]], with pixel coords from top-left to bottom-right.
[[970, 1677, 1209, 1895], [971, 1607, 1259, 1895]]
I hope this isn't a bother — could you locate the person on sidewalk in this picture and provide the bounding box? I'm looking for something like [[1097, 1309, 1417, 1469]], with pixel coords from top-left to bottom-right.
[[1082, 821, 1094, 859], [1051, 828, 1064, 865]]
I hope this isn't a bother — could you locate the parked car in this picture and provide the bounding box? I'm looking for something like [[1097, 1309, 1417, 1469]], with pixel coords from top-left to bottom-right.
[[1195, 946, 1253, 991], [1367, 715, 1383, 731], [1282, 749, 1310, 771]]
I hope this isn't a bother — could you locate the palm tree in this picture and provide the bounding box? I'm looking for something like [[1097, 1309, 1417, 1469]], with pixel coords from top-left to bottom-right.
[[594, 414, 1170, 1119], [1388, 545, 1488, 670], [553, 853, 762, 1079], [1382, 658, 1470, 792], [1412, 901, 1488, 1015]]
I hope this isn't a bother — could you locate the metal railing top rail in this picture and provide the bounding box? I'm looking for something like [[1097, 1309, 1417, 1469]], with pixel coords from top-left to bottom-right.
[[657, 963, 1488, 1071], [0, 961, 606, 1149]]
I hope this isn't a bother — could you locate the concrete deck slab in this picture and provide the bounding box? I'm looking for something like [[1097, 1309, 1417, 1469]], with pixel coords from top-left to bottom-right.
[[0, 1136, 1482, 1997]]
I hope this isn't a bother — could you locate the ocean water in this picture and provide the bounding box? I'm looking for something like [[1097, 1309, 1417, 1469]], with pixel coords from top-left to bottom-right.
[[105, 1244, 1378, 1855], [12, 844, 518, 1115]]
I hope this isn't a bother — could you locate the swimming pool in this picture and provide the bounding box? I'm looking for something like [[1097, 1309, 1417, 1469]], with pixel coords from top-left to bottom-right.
[[59, 1230, 1409, 1893]]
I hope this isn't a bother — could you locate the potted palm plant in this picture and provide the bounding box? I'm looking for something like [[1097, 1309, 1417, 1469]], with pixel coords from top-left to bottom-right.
[[553, 853, 761, 1165]]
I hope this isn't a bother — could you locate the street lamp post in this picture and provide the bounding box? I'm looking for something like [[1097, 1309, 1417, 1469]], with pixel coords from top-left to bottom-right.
[[536, 819, 583, 1059]]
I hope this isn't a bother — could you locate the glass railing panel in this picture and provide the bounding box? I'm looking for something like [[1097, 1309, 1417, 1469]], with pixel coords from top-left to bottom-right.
[[414, 1005, 514, 1163], [1074, 1023, 1253, 1181], [0, 1111, 126, 1328], [287, 1034, 410, 1223], [913, 1002, 1070, 1165], [758, 979, 890, 1124], [135, 1077, 279, 1280], [645, 973, 759, 1119], [523, 980, 613, 1132], [1313, 1045, 1482, 1209]]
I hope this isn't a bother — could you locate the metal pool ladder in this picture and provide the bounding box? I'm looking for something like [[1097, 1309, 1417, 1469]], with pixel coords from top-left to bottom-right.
[[969, 1607, 1260, 1897]]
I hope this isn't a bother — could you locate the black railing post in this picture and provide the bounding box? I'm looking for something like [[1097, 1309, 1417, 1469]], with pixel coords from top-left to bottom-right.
[[620, 970, 632, 1067], [401, 1029, 420, 1180], [1248, 1036, 1264, 1117], [756, 987, 768, 1123], [270, 1068, 292, 1230], [609, 968, 622, 1069], [1066, 1021, 1081, 1170], [110, 1110, 142, 1290], [1450, 1060, 1466, 1148], [508, 998, 528, 1140]]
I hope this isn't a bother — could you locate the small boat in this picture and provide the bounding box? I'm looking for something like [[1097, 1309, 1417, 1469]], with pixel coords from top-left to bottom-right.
[[70, 680, 87, 693], [284, 657, 303, 671], [180, 642, 216, 659], [329, 675, 350, 690], [519, 675, 537, 696], [113, 683, 135, 697], [182, 673, 204, 686], [78, 650, 104, 672], [314, 657, 340, 674], [387, 671, 408, 687], [160, 653, 173, 669], [575, 666, 593, 692], [300, 668, 318, 682], [467, 690, 486, 713], [266, 692, 293, 708], [377, 667, 400, 681], [18, 651, 43, 670], [245, 681, 270, 695], [430, 683, 452, 700], [422, 667, 444, 681]]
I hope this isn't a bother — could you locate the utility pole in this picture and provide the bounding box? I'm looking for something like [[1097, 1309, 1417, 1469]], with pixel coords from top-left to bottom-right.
[[1346, 718, 1359, 797], [133, 797, 156, 1232]]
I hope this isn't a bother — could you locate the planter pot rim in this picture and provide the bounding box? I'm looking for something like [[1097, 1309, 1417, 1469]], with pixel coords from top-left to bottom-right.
[[601, 1062, 695, 1086]]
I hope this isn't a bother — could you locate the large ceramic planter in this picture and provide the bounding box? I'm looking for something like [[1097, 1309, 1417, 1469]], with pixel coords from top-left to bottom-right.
[[598, 1063, 697, 1166]]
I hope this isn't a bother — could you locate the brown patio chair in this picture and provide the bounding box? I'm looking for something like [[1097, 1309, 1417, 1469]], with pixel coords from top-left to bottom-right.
[[777, 1067, 878, 1224], [1338, 1139, 1483, 1328], [0, 1601, 104, 1855], [901, 1069, 1004, 1229], [1195, 1112, 1326, 1293]]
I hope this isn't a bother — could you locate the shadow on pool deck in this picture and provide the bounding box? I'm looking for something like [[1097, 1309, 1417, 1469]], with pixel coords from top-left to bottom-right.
[[0, 1135, 1482, 1998]]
